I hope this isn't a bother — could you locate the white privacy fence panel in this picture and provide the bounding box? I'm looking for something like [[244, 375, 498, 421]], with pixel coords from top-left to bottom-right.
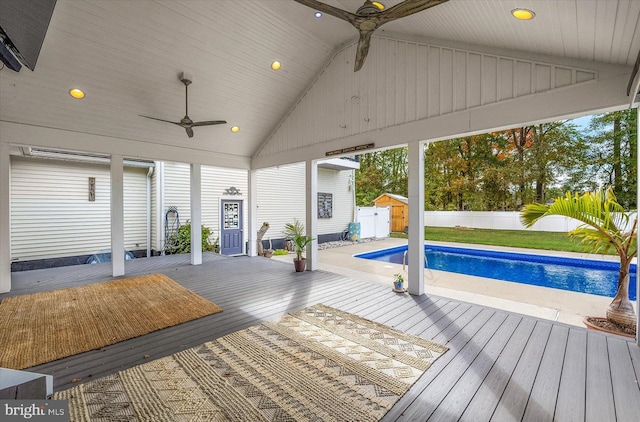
[[424, 211, 638, 232], [356, 207, 390, 239]]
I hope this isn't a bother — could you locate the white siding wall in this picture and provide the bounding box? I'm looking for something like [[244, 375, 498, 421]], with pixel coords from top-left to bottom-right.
[[257, 36, 598, 160], [161, 162, 249, 250], [202, 164, 248, 238], [10, 157, 148, 261], [256, 163, 306, 240], [11, 158, 353, 262], [256, 163, 355, 240], [123, 167, 148, 250], [317, 168, 354, 235]]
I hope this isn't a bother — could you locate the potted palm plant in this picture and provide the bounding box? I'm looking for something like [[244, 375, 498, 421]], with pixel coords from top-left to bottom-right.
[[521, 187, 637, 336], [284, 219, 314, 272]]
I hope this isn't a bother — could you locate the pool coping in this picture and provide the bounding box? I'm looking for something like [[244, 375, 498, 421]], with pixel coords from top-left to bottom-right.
[[272, 237, 635, 328]]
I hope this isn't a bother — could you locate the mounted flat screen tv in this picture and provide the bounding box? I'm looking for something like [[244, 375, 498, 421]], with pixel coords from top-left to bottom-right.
[[0, 0, 57, 72]]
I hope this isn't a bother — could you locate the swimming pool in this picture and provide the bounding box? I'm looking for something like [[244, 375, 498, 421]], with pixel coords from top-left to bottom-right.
[[355, 244, 637, 300]]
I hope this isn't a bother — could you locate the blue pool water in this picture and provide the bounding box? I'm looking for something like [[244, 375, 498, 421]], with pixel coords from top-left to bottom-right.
[[355, 245, 637, 300]]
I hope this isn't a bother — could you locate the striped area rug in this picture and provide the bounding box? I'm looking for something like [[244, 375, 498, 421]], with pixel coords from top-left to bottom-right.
[[55, 304, 448, 421]]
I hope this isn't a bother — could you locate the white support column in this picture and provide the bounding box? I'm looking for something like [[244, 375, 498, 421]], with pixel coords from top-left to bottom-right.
[[0, 142, 11, 293], [407, 140, 425, 296], [110, 155, 125, 277], [247, 169, 258, 257], [305, 159, 318, 271], [190, 163, 202, 265]]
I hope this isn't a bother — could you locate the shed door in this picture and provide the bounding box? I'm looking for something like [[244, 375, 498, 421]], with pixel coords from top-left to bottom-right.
[[391, 205, 405, 232], [221, 200, 243, 255]]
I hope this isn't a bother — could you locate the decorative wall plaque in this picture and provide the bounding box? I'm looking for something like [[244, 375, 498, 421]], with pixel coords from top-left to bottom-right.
[[224, 186, 242, 195], [318, 192, 333, 218], [88, 177, 96, 202]]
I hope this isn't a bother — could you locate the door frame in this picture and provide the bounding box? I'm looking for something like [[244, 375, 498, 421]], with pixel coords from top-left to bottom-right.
[[219, 197, 245, 255]]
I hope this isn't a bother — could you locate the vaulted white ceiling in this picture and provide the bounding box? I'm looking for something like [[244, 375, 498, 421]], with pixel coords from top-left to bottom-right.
[[1, 0, 639, 169]]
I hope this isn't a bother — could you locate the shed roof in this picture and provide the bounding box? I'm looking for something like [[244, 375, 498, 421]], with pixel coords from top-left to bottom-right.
[[374, 193, 408, 205]]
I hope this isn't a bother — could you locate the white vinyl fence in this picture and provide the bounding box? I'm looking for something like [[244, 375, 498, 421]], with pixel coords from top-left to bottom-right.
[[356, 206, 390, 239], [424, 211, 638, 232]]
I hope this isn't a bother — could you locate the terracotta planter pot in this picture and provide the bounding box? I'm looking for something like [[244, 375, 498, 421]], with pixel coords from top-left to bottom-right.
[[294, 258, 306, 272], [582, 316, 635, 338]]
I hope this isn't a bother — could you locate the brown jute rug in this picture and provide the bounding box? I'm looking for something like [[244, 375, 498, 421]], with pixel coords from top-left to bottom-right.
[[0, 273, 222, 370], [54, 304, 448, 422]]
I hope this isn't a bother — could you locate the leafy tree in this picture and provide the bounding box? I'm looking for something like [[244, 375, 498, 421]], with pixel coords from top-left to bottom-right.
[[528, 121, 583, 203], [580, 110, 637, 208], [356, 148, 408, 205], [354, 111, 634, 212], [355, 165, 385, 205], [500, 126, 534, 206], [521, 188, 637, 332]]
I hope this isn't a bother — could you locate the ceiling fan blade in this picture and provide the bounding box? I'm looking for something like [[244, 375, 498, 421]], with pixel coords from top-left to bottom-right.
[[354, 30, 374, 72], [293, 0, 357, 26], [380, 0, 449, 22], [191, 120, 227, 127], [139, 115, 181, 125], [143, 76, 226, 138]]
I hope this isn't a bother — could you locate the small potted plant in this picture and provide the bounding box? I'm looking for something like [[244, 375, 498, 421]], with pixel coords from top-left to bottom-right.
[[284, 219, 314, 272], [393, 273, 406, 293]]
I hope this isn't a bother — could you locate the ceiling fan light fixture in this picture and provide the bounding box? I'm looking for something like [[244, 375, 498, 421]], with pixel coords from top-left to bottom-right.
[[69, 88, 85, 99], [314, 11, 322, 18], [271, 60, 281, 70], [372, 2, 385, 10], [356, 2, 381, 15], [231, 125, 240, 133], [511, 8, 535, 20]]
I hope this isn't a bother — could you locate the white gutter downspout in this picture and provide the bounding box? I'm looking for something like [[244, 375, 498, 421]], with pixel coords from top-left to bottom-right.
[[146, 166, 154, 258], [352, 171, 357, 222], [158, 162, 166, 255], [634, 104, 640, 346]]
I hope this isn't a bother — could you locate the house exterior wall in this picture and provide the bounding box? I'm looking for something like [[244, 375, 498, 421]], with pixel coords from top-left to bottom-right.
[[161, 162, 249, 252], [317, 167, 354, 236], [10, 157, 148, 262], [10, 158, 355, 266], [255, 163, 355, 242]]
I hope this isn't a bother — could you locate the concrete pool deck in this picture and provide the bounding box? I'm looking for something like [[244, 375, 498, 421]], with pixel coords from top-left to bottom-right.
[[272, 237, 636, 328]]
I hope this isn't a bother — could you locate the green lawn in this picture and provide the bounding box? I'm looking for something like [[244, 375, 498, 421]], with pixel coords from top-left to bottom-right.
[[390, 226, 610, 254]]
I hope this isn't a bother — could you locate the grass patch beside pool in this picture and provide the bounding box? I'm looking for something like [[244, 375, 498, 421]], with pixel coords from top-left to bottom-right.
[[390, 226, 610, 255]]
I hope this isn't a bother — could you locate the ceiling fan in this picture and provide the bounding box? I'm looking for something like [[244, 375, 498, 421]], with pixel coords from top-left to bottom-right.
[[140, 73, 226, 138], [294, 0, 449, 71]]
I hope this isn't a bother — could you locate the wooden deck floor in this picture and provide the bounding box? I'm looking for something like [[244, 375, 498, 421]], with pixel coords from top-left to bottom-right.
[[4, 253, 640, 421]]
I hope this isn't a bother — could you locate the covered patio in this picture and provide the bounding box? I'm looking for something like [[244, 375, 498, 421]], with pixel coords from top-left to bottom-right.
[[1, 0, 640, 419], [5, 253, 640, 420]]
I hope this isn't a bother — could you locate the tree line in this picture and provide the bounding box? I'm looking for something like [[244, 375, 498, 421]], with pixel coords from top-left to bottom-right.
[[355, 109, 637, 210]]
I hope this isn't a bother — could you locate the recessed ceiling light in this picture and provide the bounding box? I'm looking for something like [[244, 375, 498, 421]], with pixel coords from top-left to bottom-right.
[[69, 88, 85, 99], [372, 1, 385, 10], [314, 11, 322, 18], [271, 60, 281, 71], [231, 126, 240, 133], [511, 8, 535, 20]]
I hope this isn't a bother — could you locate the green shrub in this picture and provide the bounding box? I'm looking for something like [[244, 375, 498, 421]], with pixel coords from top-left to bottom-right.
[[273, 249, 289, 256], [166, 221, 219, 254]]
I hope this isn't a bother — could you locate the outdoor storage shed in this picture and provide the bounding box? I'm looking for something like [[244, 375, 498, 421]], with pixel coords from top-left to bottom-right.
[[374, 193, 408, 233]]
